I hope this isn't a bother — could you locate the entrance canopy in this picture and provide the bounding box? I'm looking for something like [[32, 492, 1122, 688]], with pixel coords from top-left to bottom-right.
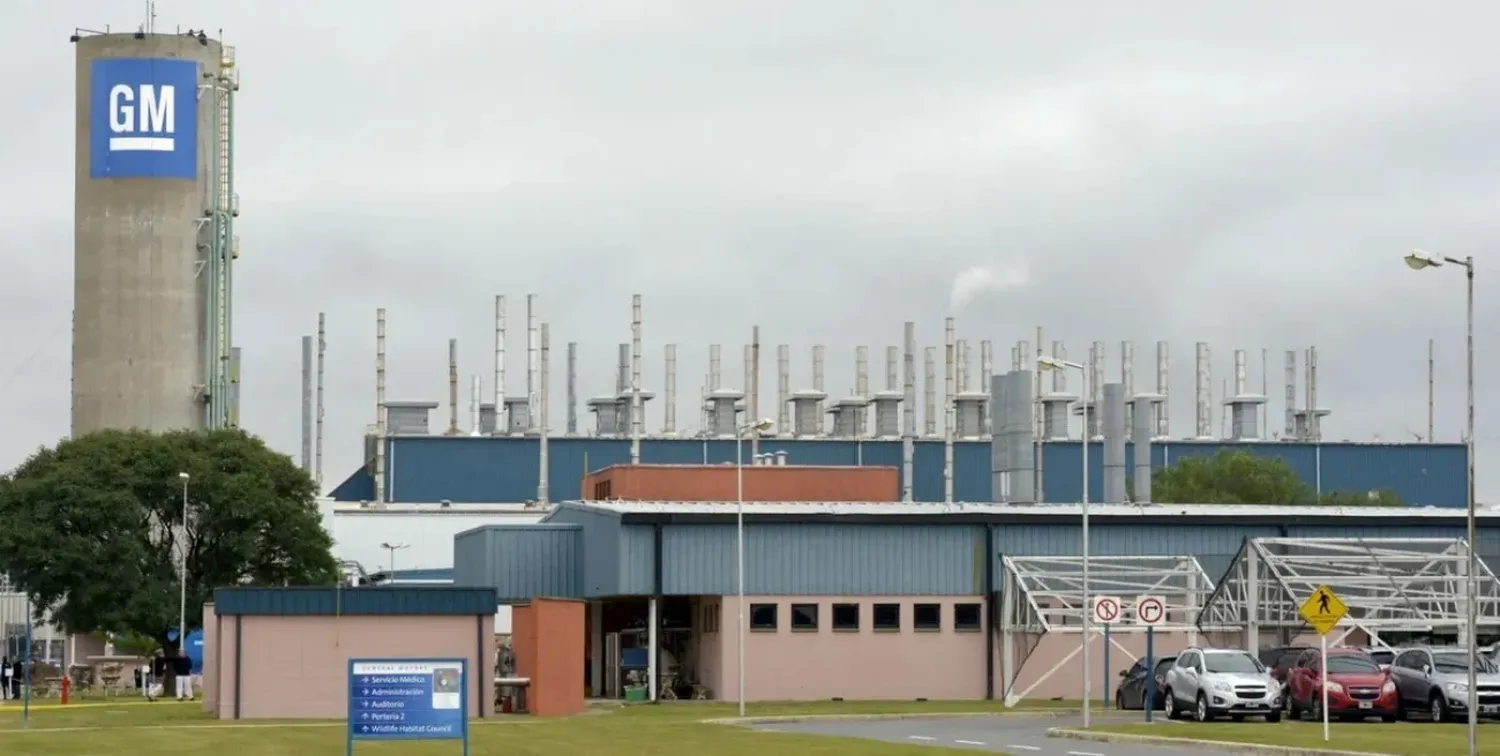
[[1002, 555, 1221, 633], [1198, 537, 1500, 634]]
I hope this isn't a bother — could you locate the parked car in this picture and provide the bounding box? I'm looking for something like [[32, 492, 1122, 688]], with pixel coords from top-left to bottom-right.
[[1163, 647, 1283, 722], [1388, 646, 1500, 722], [1285, 648, 1397, 722], [1258, 645, 1313, 685], [1116, 654, 1176, 710], [1359, 647, 1397, 671]]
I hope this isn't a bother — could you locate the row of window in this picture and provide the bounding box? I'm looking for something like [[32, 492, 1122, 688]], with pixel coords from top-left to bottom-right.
[[744, 602, 984, 632]]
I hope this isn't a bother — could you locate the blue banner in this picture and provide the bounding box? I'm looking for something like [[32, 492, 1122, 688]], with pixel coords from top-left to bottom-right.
[[347, 659, 468, 752], [88, 58, 199, 179]]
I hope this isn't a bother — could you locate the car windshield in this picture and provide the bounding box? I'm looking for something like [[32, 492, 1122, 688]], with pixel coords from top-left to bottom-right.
[[1366, 650, 1394, 665], [1274, 649, 1306, 668], [1433, 652, 1500, 673], [1204, 652, 1264, 674], [1326, 656, 1380, 674]]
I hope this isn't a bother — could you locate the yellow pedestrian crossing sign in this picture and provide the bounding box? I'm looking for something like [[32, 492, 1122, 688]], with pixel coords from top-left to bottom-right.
[[1299, 585, 1348, 635]]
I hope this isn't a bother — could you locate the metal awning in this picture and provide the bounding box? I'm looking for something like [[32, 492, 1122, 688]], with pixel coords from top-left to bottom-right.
[[1198, 537, 1500, 639]]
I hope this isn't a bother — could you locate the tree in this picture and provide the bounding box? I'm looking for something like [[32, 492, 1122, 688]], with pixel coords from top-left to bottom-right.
[[1148, 450, 1404, 506], [0, 428, 338, 690]]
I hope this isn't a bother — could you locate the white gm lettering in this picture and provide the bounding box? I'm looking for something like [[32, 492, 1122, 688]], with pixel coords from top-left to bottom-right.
[[108, 84, 175, 134]]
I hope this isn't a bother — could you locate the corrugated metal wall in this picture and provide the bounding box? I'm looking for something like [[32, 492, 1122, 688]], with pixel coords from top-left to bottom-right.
[[454, 516, 1500, 601], [330, 437, 1467, 508], [452, 525, 581, 602], [212, 586, 499, 615], [540, 505, 655, 597], [660, 523, 982, 596]]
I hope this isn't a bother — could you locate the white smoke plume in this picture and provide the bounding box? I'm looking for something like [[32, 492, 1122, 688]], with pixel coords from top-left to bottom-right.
[[949, 263, 1030, 310]]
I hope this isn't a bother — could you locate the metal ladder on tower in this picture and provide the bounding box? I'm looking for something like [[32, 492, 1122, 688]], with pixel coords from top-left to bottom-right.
[[212, 45, 237, 427]]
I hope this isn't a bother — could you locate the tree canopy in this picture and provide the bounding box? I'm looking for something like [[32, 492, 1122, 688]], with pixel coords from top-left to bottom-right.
[[0, 428, 338, 648], [1148, 450, 1404, 506]]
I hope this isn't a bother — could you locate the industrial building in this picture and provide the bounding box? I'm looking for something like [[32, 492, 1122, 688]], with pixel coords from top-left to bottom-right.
[[312, 297, 1466, 509], [453, 499, 1500, 703]]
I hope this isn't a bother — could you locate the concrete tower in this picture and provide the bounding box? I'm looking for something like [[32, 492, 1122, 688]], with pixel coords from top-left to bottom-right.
[[71, 30, 240, 435]]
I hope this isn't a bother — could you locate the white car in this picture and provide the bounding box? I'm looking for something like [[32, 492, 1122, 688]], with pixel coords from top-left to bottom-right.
[[1163, 647, 1284, 722]]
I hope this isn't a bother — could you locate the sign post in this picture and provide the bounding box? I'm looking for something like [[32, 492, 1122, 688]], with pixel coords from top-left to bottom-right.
[[1135, 595, 1167, 723], [1093, 596, 1122, 708], [1298, 586, 1348, 743], [347, 658, 469, 756]]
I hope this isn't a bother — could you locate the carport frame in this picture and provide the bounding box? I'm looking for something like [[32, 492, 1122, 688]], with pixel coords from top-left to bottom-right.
[[998, 555, 1228, 706], [1197, 536, 1500, 650]]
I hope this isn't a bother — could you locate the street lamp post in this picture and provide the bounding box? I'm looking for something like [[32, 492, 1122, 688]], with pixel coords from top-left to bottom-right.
[[735, 418, 773, 718], [380, 542, 410, 579], [1037, 355, 1091, 728], [177, 472, 190, 648], [1403, 249, 1477, 756]]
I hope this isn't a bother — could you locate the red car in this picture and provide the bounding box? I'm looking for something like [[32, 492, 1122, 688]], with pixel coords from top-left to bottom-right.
[[1286, 648, 1398, 722]]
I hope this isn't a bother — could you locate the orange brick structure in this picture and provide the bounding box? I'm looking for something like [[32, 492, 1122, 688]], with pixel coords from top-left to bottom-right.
[[511, 597, 586, 717], [581, 463, 899, 502]]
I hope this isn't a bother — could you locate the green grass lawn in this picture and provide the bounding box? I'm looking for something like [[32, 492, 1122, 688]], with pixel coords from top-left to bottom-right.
[[1095, 721, 1500, 755], [0, 698, 1068, 755]]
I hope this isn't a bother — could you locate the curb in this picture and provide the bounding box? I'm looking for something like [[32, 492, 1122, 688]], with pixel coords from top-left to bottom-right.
[[706, 709, 1073, 726], [1046, 727, 1397, 756]]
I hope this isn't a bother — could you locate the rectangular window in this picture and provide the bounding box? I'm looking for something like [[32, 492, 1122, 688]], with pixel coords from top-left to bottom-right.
[[953, 603, 982, 631], [914, 603, 941, 631], [872, 603, 901, 631], [749, 603, 778, 630], [831, 603, 860, 631], [790, 603, 819, 631]]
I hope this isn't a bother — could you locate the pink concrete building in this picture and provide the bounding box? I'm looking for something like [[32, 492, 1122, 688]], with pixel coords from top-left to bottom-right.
[[201, 586, 496, 720]]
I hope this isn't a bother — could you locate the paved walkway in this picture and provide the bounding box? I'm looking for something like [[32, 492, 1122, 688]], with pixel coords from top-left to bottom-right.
[[752, 715, 1240, 755]]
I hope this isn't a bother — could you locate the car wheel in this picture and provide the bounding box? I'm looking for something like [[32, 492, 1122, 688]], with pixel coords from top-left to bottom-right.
[[1163, 689, 1180, 720], [1266, 710, 1283, 723], [1195, 692, 1212, 722], [1381, 714, 1396, 723], [1430, 694, 1447, 723]]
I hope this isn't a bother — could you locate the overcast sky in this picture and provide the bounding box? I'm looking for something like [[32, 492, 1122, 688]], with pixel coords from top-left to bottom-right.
[[3, 1, 1497, 497]]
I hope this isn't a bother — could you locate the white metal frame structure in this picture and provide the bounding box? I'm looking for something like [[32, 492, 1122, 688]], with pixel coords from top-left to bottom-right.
[[999, 555, 1227, 706], [1198, 537, 1500, 650]]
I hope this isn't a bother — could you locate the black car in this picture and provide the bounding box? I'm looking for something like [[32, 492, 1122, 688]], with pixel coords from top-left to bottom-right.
[[1259, 645, 1313, 686], [1116, 654, 1176, 710]]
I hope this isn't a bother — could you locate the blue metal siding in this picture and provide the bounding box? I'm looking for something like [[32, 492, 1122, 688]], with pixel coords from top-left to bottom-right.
[[451, 528, 493, 588], [544, 505, 623, 597], [334, 436, 1468, 509], [660, 523, 980, 596], [212, 586, 498, 615], [618, 525, 657, 595], [453, 525, 581, 601], [1038, 441, 1466, 507]]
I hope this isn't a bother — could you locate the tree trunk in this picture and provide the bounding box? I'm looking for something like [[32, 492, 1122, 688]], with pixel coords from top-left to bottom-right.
[[158, 636, 179, 699]]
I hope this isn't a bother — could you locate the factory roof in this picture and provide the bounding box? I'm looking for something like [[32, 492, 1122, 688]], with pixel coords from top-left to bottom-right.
[[559, 499, 1499, 526]]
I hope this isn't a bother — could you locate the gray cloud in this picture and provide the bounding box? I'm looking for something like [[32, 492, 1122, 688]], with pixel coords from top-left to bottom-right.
[[3, 1, 1497, 495]]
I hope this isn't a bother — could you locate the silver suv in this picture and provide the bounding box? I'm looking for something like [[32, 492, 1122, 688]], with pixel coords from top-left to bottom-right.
[[1388, 646, 1500, 722], [1163, 647, 1283, 722]]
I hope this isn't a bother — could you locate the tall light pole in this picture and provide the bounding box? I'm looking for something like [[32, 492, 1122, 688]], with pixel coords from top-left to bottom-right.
[[1037, 355, 1091, 727], [1404, 249, 1477, 756], [380, 542, 410, 579], [177, 472, 190, 649], [735, 417, 773, 718]]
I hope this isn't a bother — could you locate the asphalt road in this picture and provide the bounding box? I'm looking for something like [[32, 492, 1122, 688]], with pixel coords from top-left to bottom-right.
[[752, 714, 1249, 755]]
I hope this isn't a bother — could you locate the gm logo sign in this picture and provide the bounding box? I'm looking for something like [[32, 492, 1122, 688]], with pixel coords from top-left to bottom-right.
[[89, 58, 199, 179]]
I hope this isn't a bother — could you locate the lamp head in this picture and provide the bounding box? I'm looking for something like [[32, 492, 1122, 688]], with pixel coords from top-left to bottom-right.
[[1405, 249, 1441, 270], [1036, 355, 1065, 371], [751, 418, 774, 432], [178, 472, 190, 480]]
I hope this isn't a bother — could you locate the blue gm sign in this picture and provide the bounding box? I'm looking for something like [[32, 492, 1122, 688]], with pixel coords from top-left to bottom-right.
[[89, 58, 199, 179], [347, 658, 469, 755]]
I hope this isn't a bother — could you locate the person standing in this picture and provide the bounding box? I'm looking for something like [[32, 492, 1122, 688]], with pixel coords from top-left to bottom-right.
[[172, 650, 193, 701]]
